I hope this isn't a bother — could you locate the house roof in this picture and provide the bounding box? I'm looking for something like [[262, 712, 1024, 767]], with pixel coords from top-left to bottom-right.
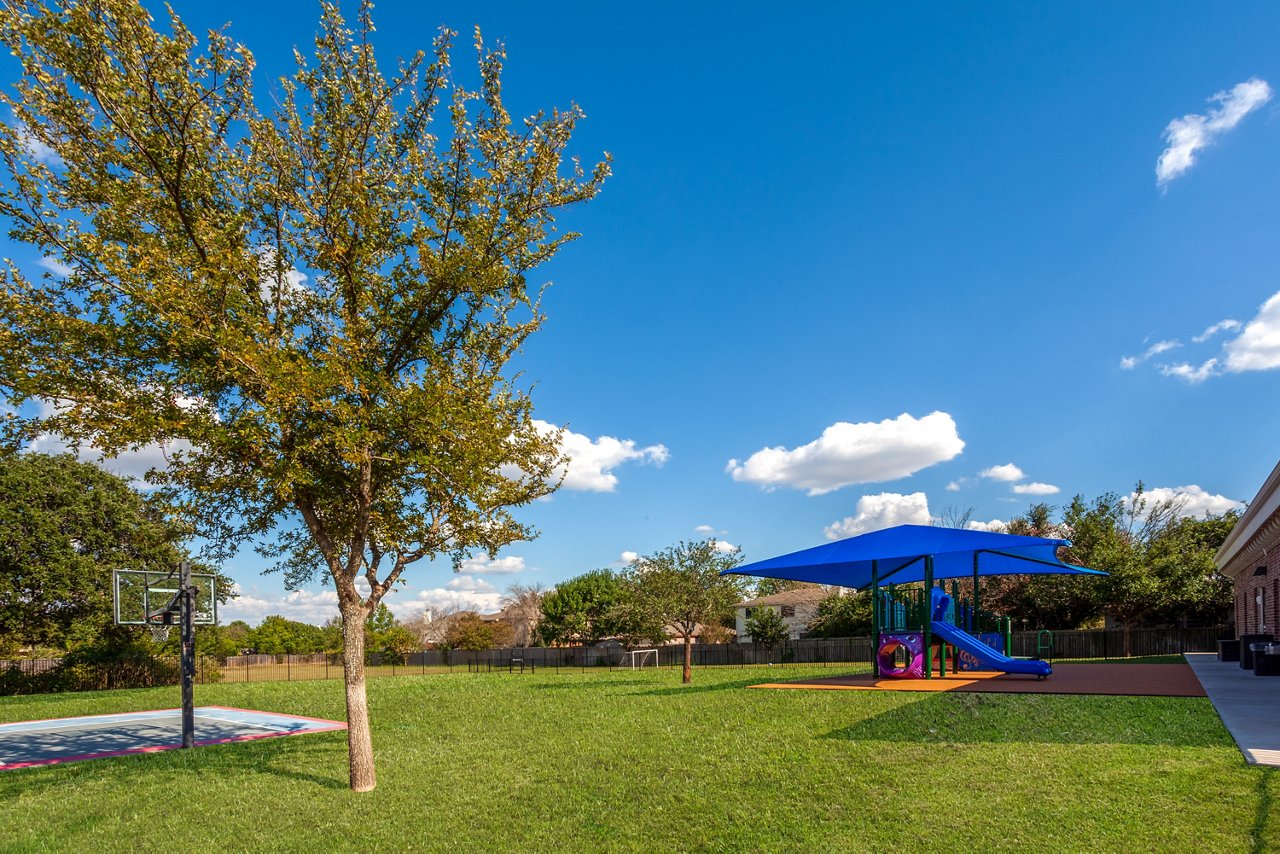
[[737, 587, 831, 609], [1216, 458, 1280, 578]]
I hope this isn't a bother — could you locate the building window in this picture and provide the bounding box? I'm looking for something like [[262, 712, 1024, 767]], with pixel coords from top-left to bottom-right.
[[744, 608, 753, 619], [780, 605, 795, 618]]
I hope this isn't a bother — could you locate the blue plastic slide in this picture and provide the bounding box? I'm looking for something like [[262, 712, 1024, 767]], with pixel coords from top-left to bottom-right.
[[930, 589, 1051, 678]]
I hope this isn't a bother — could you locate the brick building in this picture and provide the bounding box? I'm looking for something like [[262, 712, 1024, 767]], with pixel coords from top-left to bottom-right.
[[1217, 460, 1280, 637]]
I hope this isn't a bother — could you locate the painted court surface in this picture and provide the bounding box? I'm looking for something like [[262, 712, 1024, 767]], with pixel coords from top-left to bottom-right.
[[0, 706, 346, 771], [752, 662, 1207, 697]]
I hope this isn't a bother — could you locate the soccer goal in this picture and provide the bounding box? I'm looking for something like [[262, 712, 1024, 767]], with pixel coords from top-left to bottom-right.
[[618, 649, 659, 670]]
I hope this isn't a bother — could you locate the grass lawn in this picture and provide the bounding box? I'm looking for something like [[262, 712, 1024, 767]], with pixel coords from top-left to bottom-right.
[[1, 664, 1274, 852]]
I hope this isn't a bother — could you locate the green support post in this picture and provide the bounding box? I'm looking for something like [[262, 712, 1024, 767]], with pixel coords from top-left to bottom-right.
[[972, 551, 980, 633], [923, 555, 934, 679], [871, 560, 879, 678]]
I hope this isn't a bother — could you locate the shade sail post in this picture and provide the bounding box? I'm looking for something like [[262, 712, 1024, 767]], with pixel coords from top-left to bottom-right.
[[923, 555, 934, 679], [871, 560, 880, 678], [972, 551, 980, 633]]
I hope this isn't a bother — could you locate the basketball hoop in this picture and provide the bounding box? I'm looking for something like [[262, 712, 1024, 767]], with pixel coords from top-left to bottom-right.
[[147, 614, 173, 643]]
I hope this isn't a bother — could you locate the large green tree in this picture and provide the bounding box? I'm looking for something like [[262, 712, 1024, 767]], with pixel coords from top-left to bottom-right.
[[537, 569, 623, 646], [0, 0, 607, 791], [0, 452, 196, 654], [624, 540, 746, 684]]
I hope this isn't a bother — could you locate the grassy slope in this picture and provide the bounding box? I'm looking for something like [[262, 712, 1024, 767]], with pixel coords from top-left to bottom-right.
[[0, 665, 1273, 853]]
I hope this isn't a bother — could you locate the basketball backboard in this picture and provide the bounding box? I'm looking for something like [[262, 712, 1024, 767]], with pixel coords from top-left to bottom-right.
[[113, 569, 218, 626]]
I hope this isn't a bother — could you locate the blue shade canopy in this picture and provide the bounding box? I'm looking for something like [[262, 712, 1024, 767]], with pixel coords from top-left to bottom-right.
[[723, 524, 1106, 590]]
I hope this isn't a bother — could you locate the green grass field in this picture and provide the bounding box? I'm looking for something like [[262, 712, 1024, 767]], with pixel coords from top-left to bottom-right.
[[1, 664, 1275, 852]]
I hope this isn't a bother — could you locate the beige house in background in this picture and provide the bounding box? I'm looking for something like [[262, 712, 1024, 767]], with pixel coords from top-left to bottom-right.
[[735, 587, 830, 642]]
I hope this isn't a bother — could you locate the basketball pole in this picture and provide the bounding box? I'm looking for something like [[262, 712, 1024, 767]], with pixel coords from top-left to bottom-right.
[[179, 560, 195, 749]]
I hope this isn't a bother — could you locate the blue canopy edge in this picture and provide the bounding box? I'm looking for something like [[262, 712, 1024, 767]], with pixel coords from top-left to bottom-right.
[[722, 524, 1106, 590]]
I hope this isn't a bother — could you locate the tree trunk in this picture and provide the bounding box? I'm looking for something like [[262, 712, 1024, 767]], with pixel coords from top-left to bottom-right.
[[340, 601, 377, 792], [682, 634, 692, 684]]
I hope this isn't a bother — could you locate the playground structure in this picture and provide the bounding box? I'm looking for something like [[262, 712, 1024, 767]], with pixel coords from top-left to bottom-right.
[[876, 583, 1051, 680], [725, 524, 1104, 683]]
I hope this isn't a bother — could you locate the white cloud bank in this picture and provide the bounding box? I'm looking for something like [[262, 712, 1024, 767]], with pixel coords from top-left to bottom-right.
[[1129, 485, 1244, 520], [965, 519, 1008, 533], [824, 492, 932, 540], [458, 555, 526, 576], [728, 412, 964, 496], [1156, 77, 1272, 187], [1160, 289, 1280, 383], [532, 419, 668, 492]]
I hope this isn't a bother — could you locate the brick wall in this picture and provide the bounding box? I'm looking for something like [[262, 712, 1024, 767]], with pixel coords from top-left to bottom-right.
[[1234, 548, 1280, 636]]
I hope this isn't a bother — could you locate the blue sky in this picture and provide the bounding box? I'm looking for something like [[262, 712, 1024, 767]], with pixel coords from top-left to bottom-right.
[[7, 2, 1280, 624]]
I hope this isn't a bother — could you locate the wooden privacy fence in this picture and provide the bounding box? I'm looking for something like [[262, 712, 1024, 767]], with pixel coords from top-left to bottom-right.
[[0, 626, 1228, 695]]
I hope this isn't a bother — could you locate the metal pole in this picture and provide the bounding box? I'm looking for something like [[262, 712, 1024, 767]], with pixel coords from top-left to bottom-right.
[[871, 560, 880, 678], [179, 560, 195, 748], [972, 552, 980, 633], [923, 555, 934, 679]]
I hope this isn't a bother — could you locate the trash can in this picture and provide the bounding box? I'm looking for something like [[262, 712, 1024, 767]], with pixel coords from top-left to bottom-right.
[[1240, 634, 1274, 669], [1256, 645, 1280, 676], [1218, 639, 1241, 662]]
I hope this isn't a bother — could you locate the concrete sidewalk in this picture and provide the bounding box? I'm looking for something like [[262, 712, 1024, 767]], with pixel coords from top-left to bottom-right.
[[1185, 652, 1280, 767]]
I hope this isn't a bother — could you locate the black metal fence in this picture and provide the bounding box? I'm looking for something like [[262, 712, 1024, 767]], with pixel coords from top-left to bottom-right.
[[0, 626, 1228, 696]]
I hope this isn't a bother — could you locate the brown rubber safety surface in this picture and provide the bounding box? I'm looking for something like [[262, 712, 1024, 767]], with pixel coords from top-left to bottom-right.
[[749, 662, 1207, 697]]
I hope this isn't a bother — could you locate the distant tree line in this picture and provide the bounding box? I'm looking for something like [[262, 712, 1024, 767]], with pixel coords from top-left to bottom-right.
[[0, 452, 1241, 673]]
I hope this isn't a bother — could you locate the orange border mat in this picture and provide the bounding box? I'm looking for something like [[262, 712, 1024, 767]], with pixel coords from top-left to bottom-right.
[[750, 662, 1206, 697]]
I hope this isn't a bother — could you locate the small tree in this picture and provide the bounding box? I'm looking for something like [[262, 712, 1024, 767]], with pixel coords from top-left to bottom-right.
[[443, 612, 513, 650], [501, 582, 546, 647], [806, 591, 872, 638], [744, 606, 788, 651], [626, 540, 746, 684]]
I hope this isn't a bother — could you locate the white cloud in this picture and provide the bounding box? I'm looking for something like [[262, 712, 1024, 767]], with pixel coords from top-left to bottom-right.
[[1193, 319, 1241, 343], [712, 540, 738, 554], [392, 586, 504, 618], [1223, 290, 1280, 374], [39, 257, 74, 278], [1129, 484, 1244, 520], [980, 463, 1025, 482], [1012, 482, 1060, 496], [965, 519, 1008, 533], [694, 524, 716, 534], [256, 247, 311, 305], [945, 481, 961, 492], [25, 397, 197, 489], [1160, 359, 1219, 384], [1157, 289, 1280, 383], [12, 119, 62, 167], [458, 555, 526, 575], [531, 419, 668, 492], [1120, 339, 1180, 370], [221, 584, 339, 626], [1156, 77, 1272, 186], [728, 412, 964, 496], [619, 550, 639, 565], [824, 492, 932, 540], [446, 574, 496, 592]]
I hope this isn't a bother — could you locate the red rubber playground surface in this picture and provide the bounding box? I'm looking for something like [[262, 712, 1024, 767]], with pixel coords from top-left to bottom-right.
[[0, 706, 346, 771], [751, 662, 1207, 697]]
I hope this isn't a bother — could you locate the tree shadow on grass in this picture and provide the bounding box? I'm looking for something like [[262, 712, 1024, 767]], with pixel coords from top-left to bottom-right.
[[633, 677, 785, 697], [533, 678, 653, 691], [823, 691, 1233, 749]]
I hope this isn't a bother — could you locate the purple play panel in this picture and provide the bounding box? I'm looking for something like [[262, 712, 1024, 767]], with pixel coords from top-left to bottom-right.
[[0, 706, 346, 771]]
